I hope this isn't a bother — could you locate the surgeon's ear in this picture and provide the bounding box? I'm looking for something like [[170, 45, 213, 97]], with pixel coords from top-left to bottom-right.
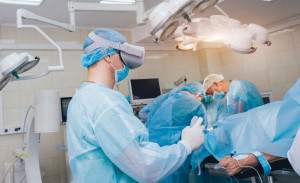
[[103, 55, 112, 63]]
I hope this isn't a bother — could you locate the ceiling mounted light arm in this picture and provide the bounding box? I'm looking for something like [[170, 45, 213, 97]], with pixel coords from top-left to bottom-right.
[[68, 0, 147, 26], [15, 9, 66, 80], [17, 9, 75, 32], [214, 5, 229, 17]]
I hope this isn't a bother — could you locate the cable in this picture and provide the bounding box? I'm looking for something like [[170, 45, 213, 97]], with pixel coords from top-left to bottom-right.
[[1, 155, 23, 183], [233, 176, 240, 183], [222, 167, 233, 183], [234, 158, 263, 183], [195, 150, 201, 175], [22, 105, 34, 145], [212, 164, 233, 183], [19, 174, 26, 183]]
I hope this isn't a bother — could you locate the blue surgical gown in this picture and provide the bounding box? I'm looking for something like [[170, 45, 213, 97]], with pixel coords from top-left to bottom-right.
[[144, 89, 207, 183], [204, 99, 228, 128], [67, 82, 191, 183], [226, 79, 263, 115], [139, 87, 179, 122], [191, 78, 300, 169]]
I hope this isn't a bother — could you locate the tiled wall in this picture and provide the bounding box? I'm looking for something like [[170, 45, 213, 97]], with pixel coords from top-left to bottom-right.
[[199, 24, 300, 101], [0, 25, 202, 182]]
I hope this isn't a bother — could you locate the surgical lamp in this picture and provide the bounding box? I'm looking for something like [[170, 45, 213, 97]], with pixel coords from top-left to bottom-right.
[[224, 27, 257, 54], [148, 0, 272, 54], [176, 38, 198, 51], [0, 52, 40, 91], [149, 0, 219, 44], [182, 17, 211, 39]]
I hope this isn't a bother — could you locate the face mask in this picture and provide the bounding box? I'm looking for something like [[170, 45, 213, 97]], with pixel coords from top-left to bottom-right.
[[204, 95, 212, 103], [214, 91, 225, 99], [110, 63, 129, 83]]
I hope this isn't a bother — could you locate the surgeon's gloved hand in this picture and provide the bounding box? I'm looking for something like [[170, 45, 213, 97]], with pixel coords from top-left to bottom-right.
[[181, 117, 205, 154]]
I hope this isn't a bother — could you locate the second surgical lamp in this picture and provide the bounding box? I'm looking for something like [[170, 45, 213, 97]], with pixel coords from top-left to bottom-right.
[[148, 0, 271, 53]]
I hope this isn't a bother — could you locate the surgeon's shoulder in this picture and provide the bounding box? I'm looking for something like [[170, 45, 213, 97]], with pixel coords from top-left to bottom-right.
[[231, 79, 252, 89], [75, 83, 128, 106]]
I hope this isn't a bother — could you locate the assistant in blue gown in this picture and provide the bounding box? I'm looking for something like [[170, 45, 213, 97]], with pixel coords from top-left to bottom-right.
[[204, 99, 228, 128], [225, 79, 264, 115], [143, 82, 207, 183]]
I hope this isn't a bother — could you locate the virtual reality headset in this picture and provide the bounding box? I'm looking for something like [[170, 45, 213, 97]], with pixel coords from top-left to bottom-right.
[[84, 32, 145, 69]]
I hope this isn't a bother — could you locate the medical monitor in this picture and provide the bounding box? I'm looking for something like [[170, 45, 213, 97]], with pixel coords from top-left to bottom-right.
[[128, 78, 162, 105], [60, 97, 72, 123], [260, 92, 273, 104]]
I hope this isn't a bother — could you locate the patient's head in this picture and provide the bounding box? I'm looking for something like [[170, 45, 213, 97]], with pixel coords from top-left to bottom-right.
[[181, 82, 204, 102]]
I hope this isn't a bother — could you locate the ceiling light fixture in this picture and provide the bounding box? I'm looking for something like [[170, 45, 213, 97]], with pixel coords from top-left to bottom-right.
[[262, 0, 276, 2], [0, 0, 43, 6], [100, 0, 135, 4]]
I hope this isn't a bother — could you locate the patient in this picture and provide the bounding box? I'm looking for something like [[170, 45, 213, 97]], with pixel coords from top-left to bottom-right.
[[191, 78, 300, 177]]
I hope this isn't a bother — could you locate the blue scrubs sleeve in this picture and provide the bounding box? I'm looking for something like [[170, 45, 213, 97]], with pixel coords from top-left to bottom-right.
[[93, 101, 189, 183]]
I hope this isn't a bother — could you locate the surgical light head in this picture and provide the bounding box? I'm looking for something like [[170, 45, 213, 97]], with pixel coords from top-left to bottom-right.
[[0, 52, 40, 91], [82, 28, 145, 69]]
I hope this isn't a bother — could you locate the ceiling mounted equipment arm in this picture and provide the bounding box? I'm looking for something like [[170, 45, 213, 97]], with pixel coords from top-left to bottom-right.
[[15, 9, 69, 80], [68, 0, 147, 26]]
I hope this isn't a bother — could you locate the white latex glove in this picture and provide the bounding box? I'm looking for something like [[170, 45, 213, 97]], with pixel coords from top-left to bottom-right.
[[181, 117, 205, 154]]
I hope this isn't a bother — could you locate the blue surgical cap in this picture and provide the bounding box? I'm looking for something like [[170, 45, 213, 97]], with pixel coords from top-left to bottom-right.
[[181, 82, 205, 95], [81, 28, 127, 67]]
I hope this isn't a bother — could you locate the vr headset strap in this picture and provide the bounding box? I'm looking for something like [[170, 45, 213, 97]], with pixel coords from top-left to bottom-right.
[[84, 32, 142, 57]]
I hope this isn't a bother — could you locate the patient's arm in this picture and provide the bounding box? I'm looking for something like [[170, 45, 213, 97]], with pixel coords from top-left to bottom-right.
[[219, 153, 284, 175]]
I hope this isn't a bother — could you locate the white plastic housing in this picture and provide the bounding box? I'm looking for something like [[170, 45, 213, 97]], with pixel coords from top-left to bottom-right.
[[34, 90, 60, 133], [247, 23, 269, 44]]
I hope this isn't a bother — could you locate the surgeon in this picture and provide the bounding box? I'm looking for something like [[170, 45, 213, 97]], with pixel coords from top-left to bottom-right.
[[203, 74, 263, 115], [141, 82, 206, 183], [66, 28, 206, 183]]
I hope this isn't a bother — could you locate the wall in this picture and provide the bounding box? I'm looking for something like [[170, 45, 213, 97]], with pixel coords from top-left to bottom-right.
[[0, 25, 202, 182], [199, 24, 300, 101]]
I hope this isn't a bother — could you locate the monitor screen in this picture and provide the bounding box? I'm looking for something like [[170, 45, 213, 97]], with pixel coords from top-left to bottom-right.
[[61, 97, 72, 123], [129, 78, 161, 105]]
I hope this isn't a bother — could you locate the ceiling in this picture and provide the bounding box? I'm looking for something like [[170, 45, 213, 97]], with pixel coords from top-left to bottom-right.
[[0, 0, 163, 29], [0, 0, 299, 29], [0, 0, 299, 47]]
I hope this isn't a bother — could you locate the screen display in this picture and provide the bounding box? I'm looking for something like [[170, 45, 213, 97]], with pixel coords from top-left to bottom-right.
[[61, 97, 72, 123], [130, 78, 161, 100]]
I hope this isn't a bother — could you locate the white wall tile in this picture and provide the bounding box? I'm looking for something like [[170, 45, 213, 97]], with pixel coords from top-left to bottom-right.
[[245, 71, 271, 92], [271, 82, 295, 101], [292, 29, 300, 48], [269, 66, 299, 86], [3, 91, 19, 109], [3, 108, 21, 127], [295, 47, 300, 65], [266, 49, 297, 70], [48, 28, 81, 44], [0, 26, 16, 41], [16, 27, 50, 44], [220, 49, 242, 65], [242, 56, 267, 73], [265, 33, 294, 54]]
